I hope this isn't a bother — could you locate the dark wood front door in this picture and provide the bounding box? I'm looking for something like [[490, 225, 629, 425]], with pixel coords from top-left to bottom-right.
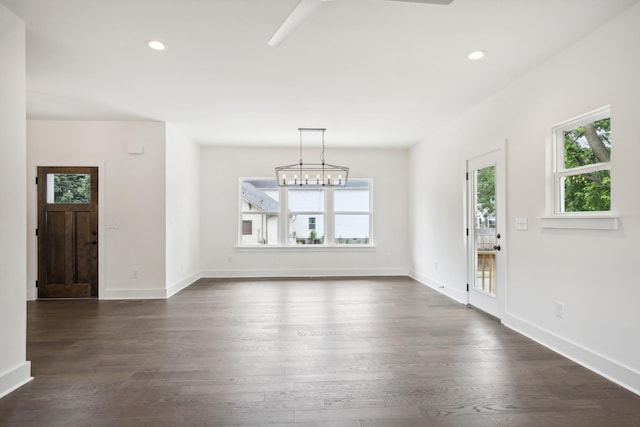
[[37, 166, 98, 298]]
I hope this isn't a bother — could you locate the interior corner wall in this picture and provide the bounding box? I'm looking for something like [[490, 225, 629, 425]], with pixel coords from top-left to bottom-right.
[[26, 120, 168, 300], [165, 125, 201, 296], [200, 146, 410, 277], [0, 5, 32, 398], [409, 3, 640, 394]]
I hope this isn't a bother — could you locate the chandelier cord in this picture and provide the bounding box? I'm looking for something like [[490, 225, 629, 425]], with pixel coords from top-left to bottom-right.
[[299, 129, 303, 164], [321, 129, 326, 164]]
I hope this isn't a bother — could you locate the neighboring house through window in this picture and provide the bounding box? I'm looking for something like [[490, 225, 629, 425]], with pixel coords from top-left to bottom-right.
[[239, 178, 372, 246]]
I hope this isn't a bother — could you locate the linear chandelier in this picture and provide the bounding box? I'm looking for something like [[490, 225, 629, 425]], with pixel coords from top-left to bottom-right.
[[275, 128, 349, 187]]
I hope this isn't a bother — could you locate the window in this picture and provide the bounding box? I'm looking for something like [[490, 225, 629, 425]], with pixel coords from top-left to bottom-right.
[[240, 179, 280, 245], [46, 173, 91, 204], [334, 181, 371, 244], [289, 188, 324, 245], [551, 106, 611, 214], [239, 178, 372, 246], [242, 220, 252, 235]]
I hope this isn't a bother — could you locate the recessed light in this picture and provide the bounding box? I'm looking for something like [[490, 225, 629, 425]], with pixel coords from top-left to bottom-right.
[[147, 40, 166, 51], [468, 50, 486, 60]]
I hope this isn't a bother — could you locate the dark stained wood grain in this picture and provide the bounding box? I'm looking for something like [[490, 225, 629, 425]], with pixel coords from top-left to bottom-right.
[[1, 277, 638, 426]]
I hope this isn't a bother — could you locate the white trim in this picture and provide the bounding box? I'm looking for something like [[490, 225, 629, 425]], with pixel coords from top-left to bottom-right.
[[239, 177, 373, 247], [236, 245, 376, 252], [0, 362, 32, 399], [546, 105, 611, 217], [409, 270, 467, 305], [100, 288, 168, 300], [202, 267, 408, 279], [539, 215, 619, 230], [465, 141, 507, 320], [166, 271, 201, 298], [503, 313, 640, 396], [30, 160, 107, 300]]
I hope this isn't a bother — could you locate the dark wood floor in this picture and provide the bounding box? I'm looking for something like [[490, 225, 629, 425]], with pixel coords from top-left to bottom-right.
[[1, 277, 639, 426]]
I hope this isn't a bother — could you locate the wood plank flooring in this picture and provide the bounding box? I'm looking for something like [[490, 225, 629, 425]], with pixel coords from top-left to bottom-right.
[[1, 277, 639, 426]]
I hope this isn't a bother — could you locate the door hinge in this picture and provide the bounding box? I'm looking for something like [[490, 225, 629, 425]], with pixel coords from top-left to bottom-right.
[[35, 177, 38, 184], [465, 172, 469, 180], [466, 283, 469, 292], [466, 228, 469, 236], [35, 228, 38, 236], [35, 280, 38, 288]]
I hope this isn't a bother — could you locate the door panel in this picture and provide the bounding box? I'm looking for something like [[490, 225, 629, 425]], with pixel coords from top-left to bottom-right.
[[467, 148, 506, 319], [38, 167, 98, 298]]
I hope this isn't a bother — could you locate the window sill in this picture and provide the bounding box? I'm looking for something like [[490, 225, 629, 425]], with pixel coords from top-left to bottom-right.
[[236, 245, 376, 252], [539, 215, 619, 230]]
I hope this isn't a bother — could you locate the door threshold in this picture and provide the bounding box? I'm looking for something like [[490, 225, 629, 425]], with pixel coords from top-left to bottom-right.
[[467, 304, 500, 322]]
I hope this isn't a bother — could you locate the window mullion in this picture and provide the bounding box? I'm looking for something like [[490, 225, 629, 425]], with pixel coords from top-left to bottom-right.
[[326, 187, 334, 247], [557, 162, 610, 177], [281, 186, 288, 246]]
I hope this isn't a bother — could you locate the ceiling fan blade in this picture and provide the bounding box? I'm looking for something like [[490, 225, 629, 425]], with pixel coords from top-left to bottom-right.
[[268, 0, 324, 47], [385, 0, 454, 4]]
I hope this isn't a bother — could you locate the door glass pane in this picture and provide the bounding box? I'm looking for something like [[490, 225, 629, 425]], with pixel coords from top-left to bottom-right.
[[46, 173, 91, 204], [474, 166, 496, 294]]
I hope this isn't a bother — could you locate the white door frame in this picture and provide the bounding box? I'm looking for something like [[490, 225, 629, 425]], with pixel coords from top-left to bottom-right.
[[466, 141, 507, 320]]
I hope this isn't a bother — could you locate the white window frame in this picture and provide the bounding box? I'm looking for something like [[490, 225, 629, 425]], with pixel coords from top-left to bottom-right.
[[238, 178, 374, 248], [287, 187, 326, 246], [333, 181, 373, 245], [541, 106, 618, 230]]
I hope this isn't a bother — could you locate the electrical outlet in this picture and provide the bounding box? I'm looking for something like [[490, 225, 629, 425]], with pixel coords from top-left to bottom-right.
[[554, 301, 564, 318]]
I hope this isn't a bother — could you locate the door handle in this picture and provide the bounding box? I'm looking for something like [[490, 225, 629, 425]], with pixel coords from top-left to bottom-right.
[[493, 245, 501, 251]]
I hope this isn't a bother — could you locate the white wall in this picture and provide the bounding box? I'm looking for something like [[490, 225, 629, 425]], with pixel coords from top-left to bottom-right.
[[27, 120, 168, 299], [409, 3, 640, 393], [201, 147, 409, 277], [165, 124, 201, 296], [0, 5, 31, 398]]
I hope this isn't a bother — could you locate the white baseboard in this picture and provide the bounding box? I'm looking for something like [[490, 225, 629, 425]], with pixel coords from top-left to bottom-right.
[[0, 361, 32, 399], [409, 270, 467, 304], [27, 286, 36, 301], [166, 272, 201, 298], [503, 313, 640, 396], [100, 288, 168, 300], [201, 267, 409, 279]]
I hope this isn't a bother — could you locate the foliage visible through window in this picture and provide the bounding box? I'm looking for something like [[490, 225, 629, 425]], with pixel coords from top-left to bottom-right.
[[554, 108, 611, 213], [47, 173, 91, 204], [475, 167, 495, 224]]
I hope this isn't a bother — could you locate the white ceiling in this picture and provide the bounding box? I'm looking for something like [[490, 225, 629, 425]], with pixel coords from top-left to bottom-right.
[[1, 0, 637, 148]]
